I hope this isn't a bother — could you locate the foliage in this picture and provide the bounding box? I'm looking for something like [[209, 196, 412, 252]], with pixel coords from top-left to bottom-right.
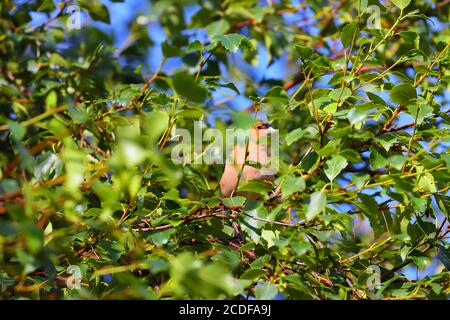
[[1, 0, 450, 300]]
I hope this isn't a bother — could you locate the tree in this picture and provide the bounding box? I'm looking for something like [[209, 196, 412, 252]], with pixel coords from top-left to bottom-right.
[[0, 0, 449, 300]]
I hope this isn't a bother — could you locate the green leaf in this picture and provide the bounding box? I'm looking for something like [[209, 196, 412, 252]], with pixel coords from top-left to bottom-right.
[[400, 246, 410, 261], [162, 41, 184, 57], [389, 83, 417, 105], [391, 0, 412, 10], [285, 128, 305, 146], [264, 86, 289, 105], [78, 0, 110, 23], [349, 172, 370, 188], [417, 172, 436, 193], [261, 229, 279, 248], [411, 254, 429, 269], [435, 194, 450, 219], [389, 155, 406, 170], [240, 268, 266, 281], [347, 103, 375, 126], [281, 175, 306, 198], [370, 145, 389, 170], [438, 246, 450, 270], [340, 22, 359, 48], [98, 239, 125, 262], [317, 139, 341, 157], [367, 92, 387, 106], [324, 155, 348, 182], [238, 180, 273, 194], [187, 40, 202, 52], [291, 240, 312, 256], [357, 194, 390, 237], [7, 121, 26, 142], [162, 189, 180, 201], [255, 283, 278, 300], [375, 133, 397, 152], [221, 82, 240, 95], [45, 91, 57, 109], [170, 252, 249, 298], [142, 110, 169, 145], [206, 19, 230, 39], [211, 34, 254, 53], [340, 149, 361, 163], [148, 229, 176, 247], [407, 104, 433, 124], [306, 191, 326, 220], [294, 44, 313, 59], [330, 87, 352, 102], [68, 105, 89, 124], [172, 72, 208, 103], [223, 196, 246, 206], [323, 102, 338, 114], [399, 31, 420, 48], [37, 0, 56, 12]]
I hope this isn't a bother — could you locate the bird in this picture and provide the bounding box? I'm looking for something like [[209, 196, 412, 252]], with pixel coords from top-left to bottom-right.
[[220, 122, 277, 200]]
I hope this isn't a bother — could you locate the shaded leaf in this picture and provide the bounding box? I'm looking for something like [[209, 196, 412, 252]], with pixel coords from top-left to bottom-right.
[[306, 191, 326, 220], [390, 83, 417, 105], [324, 155, 348, 182], [255, 283, 278, 300], [172, 72, 208, 103], [281, 175, 306, 198]]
